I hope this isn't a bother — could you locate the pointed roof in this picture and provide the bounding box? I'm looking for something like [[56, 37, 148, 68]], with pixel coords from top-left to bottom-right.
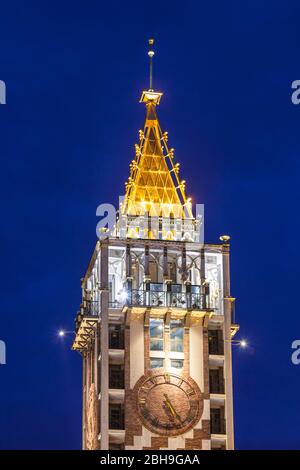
[[122, 91, 193, 219]]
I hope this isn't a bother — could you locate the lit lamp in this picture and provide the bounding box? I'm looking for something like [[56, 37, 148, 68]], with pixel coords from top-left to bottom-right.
[[220, 235, 231, 244], [226, 338, 248, 348], [57, 330, 73, 337], [118, 289, 128, 302]]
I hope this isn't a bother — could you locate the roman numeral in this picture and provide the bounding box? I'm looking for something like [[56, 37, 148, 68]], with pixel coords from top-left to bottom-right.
[[164, 373, 170, 383], [141, 408, 149, 418], [177, 378, 184, 387], [149, 376, 157, 385], [151, 416, 160, 427]]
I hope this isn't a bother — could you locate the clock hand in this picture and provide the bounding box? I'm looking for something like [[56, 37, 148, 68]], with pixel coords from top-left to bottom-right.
[[164, 395, 176, 417], [163, 394, 182, 422]]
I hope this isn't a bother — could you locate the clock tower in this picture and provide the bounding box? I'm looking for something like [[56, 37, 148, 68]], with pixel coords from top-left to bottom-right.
[[72, 40, 239, 451]]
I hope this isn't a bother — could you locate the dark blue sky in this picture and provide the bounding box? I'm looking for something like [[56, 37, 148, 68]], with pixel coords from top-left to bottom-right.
[[0, 0, 299, 449]]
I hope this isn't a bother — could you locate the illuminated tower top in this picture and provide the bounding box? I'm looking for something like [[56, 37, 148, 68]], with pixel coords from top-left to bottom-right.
[[118, 40, 198, 241]]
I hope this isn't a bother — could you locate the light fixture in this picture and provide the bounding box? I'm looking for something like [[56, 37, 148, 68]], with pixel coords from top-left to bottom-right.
[[57, 329, 73, 337], [220, 234, 231, 243], [119, 290, 128, 302], [227, 338, 248, 348]]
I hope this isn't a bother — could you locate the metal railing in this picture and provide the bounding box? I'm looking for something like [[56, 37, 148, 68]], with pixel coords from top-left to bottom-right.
[[126, 290, 209, 310], [79, 291, 211, 313], [83, 301, 100, 317], [108, 300, 123, 309], [75, 301, 100, 333]]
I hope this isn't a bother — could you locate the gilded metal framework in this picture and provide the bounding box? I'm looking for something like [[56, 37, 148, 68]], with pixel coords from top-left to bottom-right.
[[72, 303, 99, 352], [121, 90, 193, 219]]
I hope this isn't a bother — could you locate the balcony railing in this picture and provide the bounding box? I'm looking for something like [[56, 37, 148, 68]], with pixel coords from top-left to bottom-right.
[[83, 301, 100, 317], [109, 300, 123, 309], [126, 290, 209, 310], [75, 301, 100, 333]]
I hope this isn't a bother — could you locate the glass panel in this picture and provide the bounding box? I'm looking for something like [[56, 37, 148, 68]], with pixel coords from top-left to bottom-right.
[[208, 329, 224, 355], [170, 320, 184, 352], [171, 284, 182, 293], [109, 274, 115, 302], [109, 365, 124, 389], [109, 324, 124, 349], [150, 319, 164, 351], [150, 339, 164, 351], [109, 404, 124, 430], [150, 357, 164, 369], [149, 282, 163, 292], [191, 284, 200, 294], [170, 359, 183, 369]]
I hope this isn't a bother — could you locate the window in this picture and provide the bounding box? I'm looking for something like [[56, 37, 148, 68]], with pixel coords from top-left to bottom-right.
[[108, 274, 115, 304], [170, 320, 184, 352], [209, 368, 224, 394], [210, 408, 226, 434], [109, 324, 124, 349], [208, 329, 224, 355], [109, 365, 124, 389], [150, 319, 164, 351], [170, 359, 183, 369], [109, 404, 124, 430], [150, 357, 164, 369]]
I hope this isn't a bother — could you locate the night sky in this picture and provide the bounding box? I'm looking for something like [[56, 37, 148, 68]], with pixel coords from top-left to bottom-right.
[[0, 0, 300, 450]]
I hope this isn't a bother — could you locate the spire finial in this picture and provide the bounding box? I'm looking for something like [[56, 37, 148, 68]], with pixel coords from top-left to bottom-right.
[[140, 38, 162, 105], [148, 38, 155, 91]]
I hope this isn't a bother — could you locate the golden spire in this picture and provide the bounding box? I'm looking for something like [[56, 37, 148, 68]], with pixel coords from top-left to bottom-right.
[[148, 38, 154, 91], [122, 39, 193, 221]]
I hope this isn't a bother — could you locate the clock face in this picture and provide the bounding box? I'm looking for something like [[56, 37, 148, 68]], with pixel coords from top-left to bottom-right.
[[134, 371, 203, 436]]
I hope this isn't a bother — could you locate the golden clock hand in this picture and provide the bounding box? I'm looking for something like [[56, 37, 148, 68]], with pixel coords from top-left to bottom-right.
[[163, 394, 181, 422], [165, 398, 176, 417]]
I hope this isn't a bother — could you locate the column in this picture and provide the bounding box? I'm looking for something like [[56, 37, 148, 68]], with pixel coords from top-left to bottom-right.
[[82, 354, 86, 450], [222, 241, 234, 449], [100, 240, 109, 450], [126, 243, 132, 304]]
